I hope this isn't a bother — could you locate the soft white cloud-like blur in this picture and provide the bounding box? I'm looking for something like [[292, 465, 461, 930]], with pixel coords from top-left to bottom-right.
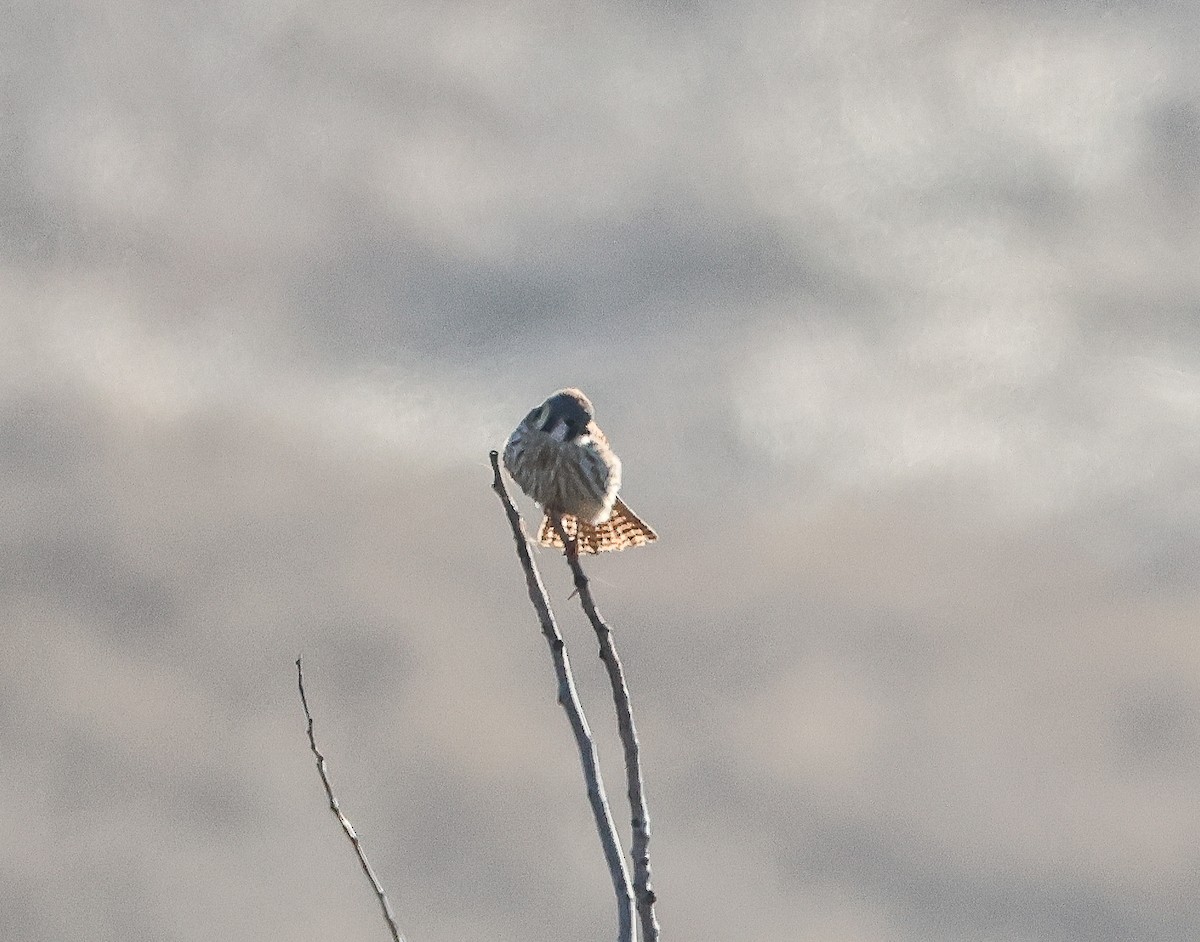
[[4, 2, 1200, 941]]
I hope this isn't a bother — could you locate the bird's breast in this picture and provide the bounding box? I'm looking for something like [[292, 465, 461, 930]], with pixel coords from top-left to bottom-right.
[[503, 431, 620, 523]]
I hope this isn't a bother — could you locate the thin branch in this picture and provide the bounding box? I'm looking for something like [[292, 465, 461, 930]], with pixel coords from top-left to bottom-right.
[[553, 518, 661, 942], [489, 450, 636, 942], [296, 656, 405, 942]]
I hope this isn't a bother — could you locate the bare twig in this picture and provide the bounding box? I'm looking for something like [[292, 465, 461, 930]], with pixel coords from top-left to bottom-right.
[[553, 518, 661, 942], [296, 657, 405, 942], [489, 451, 636, 942]]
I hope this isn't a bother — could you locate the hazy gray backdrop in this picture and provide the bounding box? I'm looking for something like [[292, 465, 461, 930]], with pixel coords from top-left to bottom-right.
[[5, 1, 1200, 940]]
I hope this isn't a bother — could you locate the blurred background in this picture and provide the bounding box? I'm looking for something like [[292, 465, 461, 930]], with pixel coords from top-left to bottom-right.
[[4, 1, 1200, 940]]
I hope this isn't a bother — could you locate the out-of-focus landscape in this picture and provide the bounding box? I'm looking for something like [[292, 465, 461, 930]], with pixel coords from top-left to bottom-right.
[[4, 2, 1200, 940]]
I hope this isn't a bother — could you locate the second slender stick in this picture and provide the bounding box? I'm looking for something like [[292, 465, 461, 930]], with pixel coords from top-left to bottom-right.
[[553, 518, 661, 942]]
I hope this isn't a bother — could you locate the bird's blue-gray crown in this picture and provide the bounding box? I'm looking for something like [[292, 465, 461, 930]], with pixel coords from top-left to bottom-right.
[[527, 388, 594, 443]]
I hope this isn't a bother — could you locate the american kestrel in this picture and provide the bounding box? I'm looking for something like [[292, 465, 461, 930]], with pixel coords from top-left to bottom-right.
[[503, 388, 658, 554]]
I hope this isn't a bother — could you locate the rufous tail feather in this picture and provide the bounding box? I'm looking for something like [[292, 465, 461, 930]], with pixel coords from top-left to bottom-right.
[[537, 498, 658, 554]]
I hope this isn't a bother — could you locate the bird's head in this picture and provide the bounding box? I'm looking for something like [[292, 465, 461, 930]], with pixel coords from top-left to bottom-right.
[[526, 388, 594, 443]]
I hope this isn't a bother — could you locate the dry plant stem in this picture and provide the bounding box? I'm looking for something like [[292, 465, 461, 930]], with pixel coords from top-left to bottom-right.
[[489, 451, 636, 942], [553, 517, 661, 942], [296, 657, 405, 942]]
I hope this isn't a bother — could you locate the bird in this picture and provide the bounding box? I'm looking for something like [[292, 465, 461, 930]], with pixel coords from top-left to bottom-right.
[[503, 388, 657, 554]]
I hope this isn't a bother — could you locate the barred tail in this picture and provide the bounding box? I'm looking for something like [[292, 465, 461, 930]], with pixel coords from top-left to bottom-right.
[[537, 499, 658, 554]]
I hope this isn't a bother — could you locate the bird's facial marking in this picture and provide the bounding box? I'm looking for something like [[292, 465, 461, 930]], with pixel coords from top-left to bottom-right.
[[529, 393, 592, 444], [547, 420, 572, 442], [549, 415, 591, 444], [538, 393, 591, 440], [529, 404, 551, 431]]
